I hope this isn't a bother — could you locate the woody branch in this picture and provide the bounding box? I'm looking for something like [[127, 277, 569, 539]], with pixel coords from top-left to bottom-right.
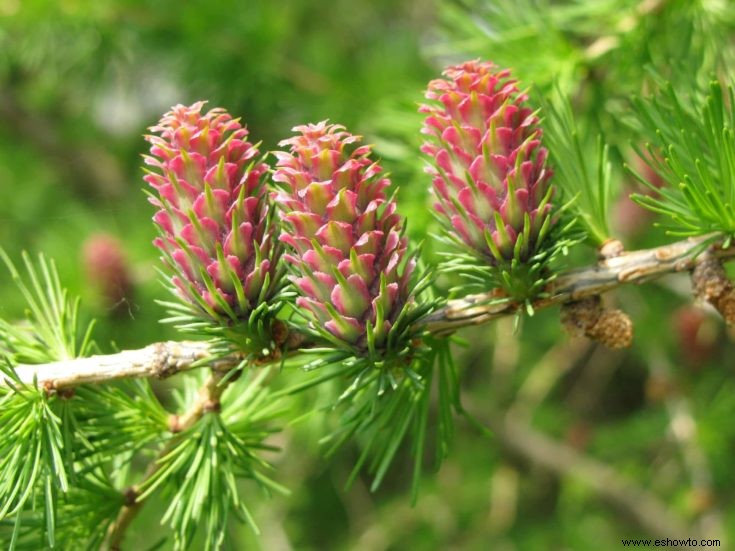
[[6, 233, 734, 390]]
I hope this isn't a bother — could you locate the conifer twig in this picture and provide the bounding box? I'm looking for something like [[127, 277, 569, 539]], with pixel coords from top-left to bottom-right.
[[5, 233, 735, 390], [8, 340, 241, 390], [481, 410, 691, 540], [104, 371, 227, 550]]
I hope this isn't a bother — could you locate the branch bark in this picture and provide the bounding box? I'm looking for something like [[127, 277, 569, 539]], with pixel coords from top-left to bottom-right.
[[9, 340, 241, 390], [5, 233, 734, 389]]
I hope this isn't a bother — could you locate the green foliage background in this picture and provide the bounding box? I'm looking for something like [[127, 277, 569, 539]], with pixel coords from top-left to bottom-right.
[[1, 0, 735, 549]]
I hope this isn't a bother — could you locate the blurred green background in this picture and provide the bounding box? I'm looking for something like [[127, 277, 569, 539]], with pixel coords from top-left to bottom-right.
[[1, 0, 734, 549]]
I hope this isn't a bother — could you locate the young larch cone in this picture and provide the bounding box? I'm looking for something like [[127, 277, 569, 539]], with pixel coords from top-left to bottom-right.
[[420, 60, 555, 263], [144, 102, 280, 317], [273, 122, 414, 348], [82, 233, 133, 313]]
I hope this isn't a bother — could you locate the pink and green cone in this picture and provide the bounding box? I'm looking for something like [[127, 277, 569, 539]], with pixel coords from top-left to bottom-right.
[[273, 122, 415, 349], [144, 102, 281, 319], [420, 60, 555, 265]]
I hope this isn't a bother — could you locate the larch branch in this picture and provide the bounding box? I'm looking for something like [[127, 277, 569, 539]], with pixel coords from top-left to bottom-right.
[[4, 233, 734, 390], [8, 340, 241, 390], [423, 233, 733, 334]]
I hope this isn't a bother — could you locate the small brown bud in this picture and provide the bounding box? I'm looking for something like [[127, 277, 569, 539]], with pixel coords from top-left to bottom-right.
[[560, 296, 633, 348], [598, 238, 625, 259], [123, 487, 138, 506], [41, 382, 75, 399], [57, 387, 76, 400], [586, 308, 634, 349], [560, 296, 602, 337], [715, 288, 735, 325], [168, 414, 183, 434], [42, 380, 56, 396], [692, 257, 735, 325], [271, 320, 289, 345], [202, 399, 221, 413]]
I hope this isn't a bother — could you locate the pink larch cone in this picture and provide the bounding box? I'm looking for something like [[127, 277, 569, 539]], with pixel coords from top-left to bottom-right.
[[273, 122, 414, 348], [420, 60, 555, 263], [82, 234, 133, 313], [144, 102, 280, 317]]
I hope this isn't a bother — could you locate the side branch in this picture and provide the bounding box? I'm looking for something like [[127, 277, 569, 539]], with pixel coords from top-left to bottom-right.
[[6, 233, 734, 389], [484, 411, 691, 540], [105, 371, 227, 550], [424, 233, 734, 333]]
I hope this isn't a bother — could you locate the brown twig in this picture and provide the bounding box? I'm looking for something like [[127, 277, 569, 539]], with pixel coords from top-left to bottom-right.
[[5, 233, 734, 390], [104, 371, 228, 550], [480, 410, 691, 540]]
